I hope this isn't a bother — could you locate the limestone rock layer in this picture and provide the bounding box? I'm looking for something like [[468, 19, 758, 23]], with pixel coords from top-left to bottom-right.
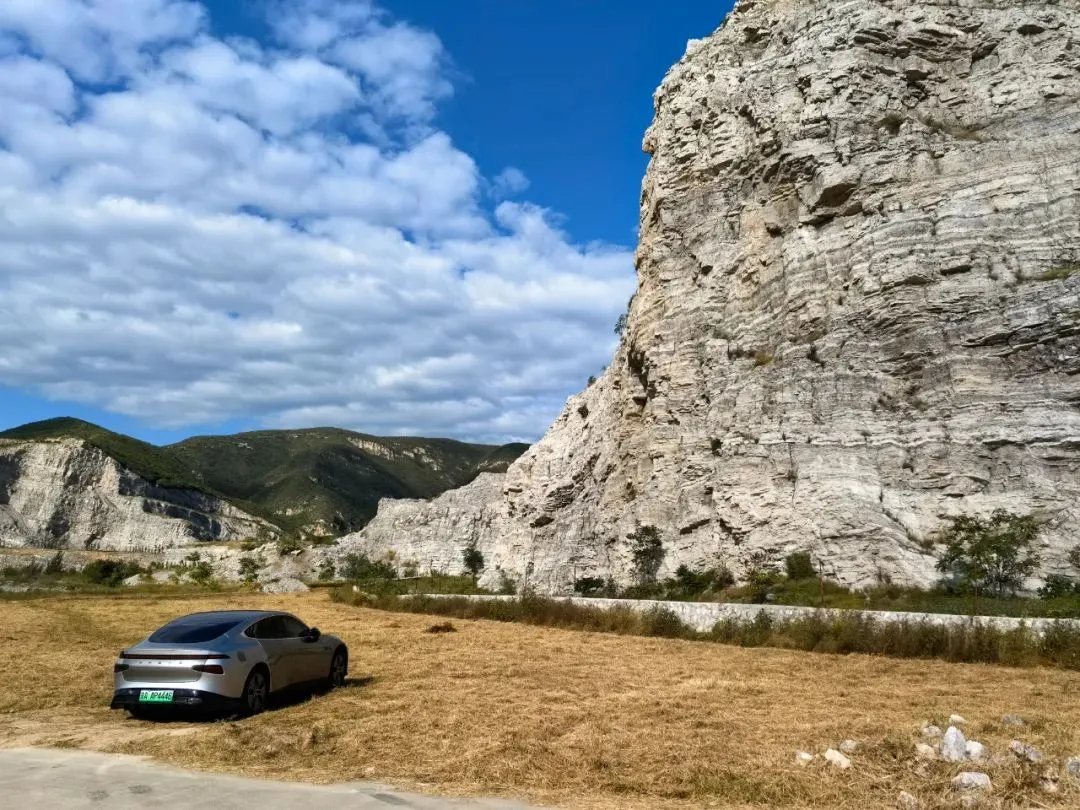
[[339, 0, 1080, 590], [0, 439, 268, 551]]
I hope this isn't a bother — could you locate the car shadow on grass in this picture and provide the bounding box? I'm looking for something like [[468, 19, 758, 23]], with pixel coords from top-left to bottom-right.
[[128, 676, 376, 724]]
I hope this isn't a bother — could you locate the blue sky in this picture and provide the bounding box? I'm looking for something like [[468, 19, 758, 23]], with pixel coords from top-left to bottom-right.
[[0, 0, 732, 445]]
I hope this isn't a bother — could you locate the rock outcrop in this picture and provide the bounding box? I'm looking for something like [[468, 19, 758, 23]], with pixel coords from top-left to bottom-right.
[[340, 0, 1080, 591], [0, 438, 269, 551]]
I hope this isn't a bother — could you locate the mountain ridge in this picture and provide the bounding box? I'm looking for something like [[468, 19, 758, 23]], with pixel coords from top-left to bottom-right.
[[0, 417, 528, 539]]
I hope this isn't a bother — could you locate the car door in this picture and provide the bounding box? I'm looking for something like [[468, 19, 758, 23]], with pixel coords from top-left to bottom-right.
[[279, 615, 325, 682], [248, 616, 296, 690]]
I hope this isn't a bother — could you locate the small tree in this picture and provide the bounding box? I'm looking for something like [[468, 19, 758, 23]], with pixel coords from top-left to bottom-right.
[[784, 552, 816, 581], [629, 524, 665, 584], [1069, 546, 1080, 572], [238, 555, 262, 584], [463, 542, 485, 578], [935, 510, 1041, 602]]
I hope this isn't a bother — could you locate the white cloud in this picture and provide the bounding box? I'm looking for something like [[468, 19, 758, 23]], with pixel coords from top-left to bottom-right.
[[491, 167, 530, 199], [0, 0, 634, 443], [0, 0, 206, 81]]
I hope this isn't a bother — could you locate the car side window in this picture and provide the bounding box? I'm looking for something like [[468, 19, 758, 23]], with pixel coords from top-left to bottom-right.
[[247, 617, 287, 640], [280, 616, 308, 638]]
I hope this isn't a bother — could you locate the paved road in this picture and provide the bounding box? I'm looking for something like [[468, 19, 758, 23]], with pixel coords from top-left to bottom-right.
[[0, 748, 551, 810]]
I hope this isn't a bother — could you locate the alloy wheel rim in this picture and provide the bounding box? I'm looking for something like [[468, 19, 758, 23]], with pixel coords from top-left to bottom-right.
[[247, 673, 266, 710]]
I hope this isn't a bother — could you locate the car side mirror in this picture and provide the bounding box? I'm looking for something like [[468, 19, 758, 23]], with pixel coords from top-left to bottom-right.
[[303, 627, 321, 643]]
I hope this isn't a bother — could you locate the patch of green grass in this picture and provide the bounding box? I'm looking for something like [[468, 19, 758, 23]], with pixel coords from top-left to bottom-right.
[[346, 592, 1080, 670], [602, 563, 1080, 619], [338, 573, 492, 598], [338, 591, 696, 639], [1035, 264, 1080, 282]]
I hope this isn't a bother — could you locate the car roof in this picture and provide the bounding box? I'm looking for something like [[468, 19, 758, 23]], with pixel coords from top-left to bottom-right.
[[164, 610, 285, 626]]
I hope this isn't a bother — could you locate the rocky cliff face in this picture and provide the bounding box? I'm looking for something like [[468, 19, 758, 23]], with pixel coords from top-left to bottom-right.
[[0, 439, 269, 551], [341, 0, 1080, 591]]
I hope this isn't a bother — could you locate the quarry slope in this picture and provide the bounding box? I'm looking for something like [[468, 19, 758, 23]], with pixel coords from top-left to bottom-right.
[[338, 0, 1080, 591]]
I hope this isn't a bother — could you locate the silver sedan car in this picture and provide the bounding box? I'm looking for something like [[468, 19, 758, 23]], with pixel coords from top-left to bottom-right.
[[110, 610, 348, 717]]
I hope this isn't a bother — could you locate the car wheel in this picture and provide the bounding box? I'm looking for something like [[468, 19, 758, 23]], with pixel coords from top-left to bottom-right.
[[328, 648, 348, 689], [126, 707, 152, 721], [241, 667, 269, 716]]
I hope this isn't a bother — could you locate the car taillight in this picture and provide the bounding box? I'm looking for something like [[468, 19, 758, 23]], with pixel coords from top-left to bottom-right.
[[193, 664, 225, 674], [113, 663, 129, 673]]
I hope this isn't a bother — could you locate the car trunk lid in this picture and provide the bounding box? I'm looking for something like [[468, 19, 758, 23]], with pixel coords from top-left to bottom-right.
[[118, 645, 228, 684]]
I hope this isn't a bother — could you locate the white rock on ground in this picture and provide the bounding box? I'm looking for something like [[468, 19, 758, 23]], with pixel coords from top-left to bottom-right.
[[941, 727, 968, 762], [922, 725, 942, 739], [839, 739, 859, 754], [122, 570, 172, 586], [824, 749, 851, 770], [952, 772, 992, 792], [1065, 757, 1080, 780], [329, 0, 1080, 595], [948, 714, 967, 726], [915, 743, 937, 761], [1010, 740, 1045, 764], [259, 577, 310, 594], [795, 751, 814, 766], [896, 791, 919, 810], [965, 741, 986, 762]]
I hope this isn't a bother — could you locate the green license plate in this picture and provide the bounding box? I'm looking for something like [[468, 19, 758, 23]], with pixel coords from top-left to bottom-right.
[[138, 689, 174, 703]]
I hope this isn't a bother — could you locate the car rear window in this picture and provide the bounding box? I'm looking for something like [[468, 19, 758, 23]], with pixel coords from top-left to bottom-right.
[[148, 620, 240, 644]]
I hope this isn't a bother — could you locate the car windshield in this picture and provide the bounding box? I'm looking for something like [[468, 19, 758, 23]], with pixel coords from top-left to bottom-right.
[[148, 618, 241, 644]]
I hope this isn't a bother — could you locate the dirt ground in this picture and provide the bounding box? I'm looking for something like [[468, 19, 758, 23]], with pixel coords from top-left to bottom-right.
[[2, 590, 1079, 809]]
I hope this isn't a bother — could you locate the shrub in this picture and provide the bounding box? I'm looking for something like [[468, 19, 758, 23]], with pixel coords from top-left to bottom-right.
[[936, 510, 1040, 599], [744, 569, 782, 604], [341, 552, 396, 583], [574, 576, 608, 596], [1039, 575, 1079, 599], [316, 559, 336, 582], [463, 542, 485, 578], [187, 560, 214, 584], [81, 559, 143, 587], [238, 555, 262, 584], [44, 551, 66, 575], [784, 552, 817, 581], [641, 607, 694, 639], [425, 621, 457, 634], [277, 536, 304, 554], [495, 569, 518, 595]]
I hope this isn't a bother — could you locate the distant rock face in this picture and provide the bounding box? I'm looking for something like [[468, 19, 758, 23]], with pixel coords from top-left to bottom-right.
[[344, 0, 1080, 592], [0, 439, 268, 551]]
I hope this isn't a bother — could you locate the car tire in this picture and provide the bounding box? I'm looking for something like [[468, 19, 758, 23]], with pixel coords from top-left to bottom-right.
[[241, 666, 269, 716], [328, 648, 348, 689], [126, 707, 152, 721]]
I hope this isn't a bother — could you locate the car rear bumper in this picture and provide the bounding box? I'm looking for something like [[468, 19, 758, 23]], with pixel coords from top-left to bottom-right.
[[110, 688, 241, 711]]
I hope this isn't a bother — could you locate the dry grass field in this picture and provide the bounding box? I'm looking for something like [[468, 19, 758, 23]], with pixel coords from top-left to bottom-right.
[[2, 591, 1080, 809]]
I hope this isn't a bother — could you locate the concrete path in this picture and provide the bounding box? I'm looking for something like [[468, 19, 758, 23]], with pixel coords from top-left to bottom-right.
[[0, 748, 552, 810]]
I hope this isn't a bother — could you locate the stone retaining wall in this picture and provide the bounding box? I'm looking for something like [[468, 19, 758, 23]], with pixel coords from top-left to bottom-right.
[[431, 594, 1077, 636]]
